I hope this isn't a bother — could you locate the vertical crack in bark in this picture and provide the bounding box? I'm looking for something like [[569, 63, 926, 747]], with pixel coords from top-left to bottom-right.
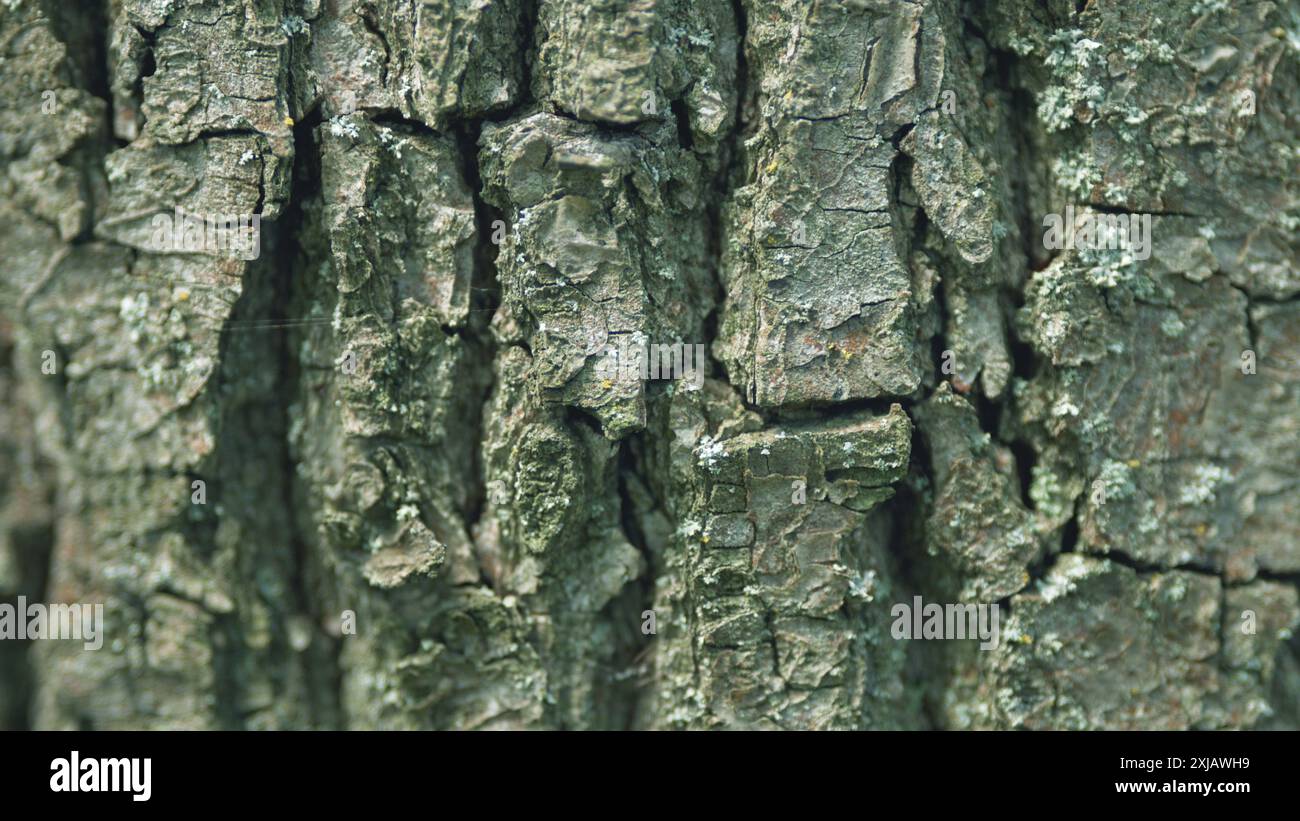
[[450, 118, 504, 551], [444, 0, 538, 551], [276, 107, 343, 728], [612, 436, 656, 728]]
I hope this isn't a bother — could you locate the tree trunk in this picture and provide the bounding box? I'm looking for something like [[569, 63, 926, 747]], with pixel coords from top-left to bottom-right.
[[1, 0, 1297, 730]]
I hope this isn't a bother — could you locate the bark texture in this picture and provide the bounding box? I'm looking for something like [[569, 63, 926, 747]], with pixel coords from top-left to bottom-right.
[[0, 0, 1297, 729]]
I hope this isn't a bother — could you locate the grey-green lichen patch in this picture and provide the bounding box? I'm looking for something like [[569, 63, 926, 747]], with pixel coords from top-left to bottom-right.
[[471, 346, 647, 728], [510, 422, 585, 555], [982, 0, 1298, 298]]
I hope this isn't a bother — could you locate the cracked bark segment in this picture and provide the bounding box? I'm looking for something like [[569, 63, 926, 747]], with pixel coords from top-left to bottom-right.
[[479, 112, 714, 438], [650, 385, 916, 728], [96, 135, 289, 253], [297, 115, 487, 584], [0, 1, 107, 241], [718, 0, 957, 406], [1018, 265, 1299, 580], [291, 114, 533, 730], [517, 422, 646, 729], [472, 347, 646, 729], [891, 0, 1031, 403], [534, 0, 738, 143], [964, 555, 1299, 729], [912, 384, 1042, 602], [96, 1, 296, 254], [308, 0, 526, 125], [124, 0, 294, 149], [741, 0, 938, 128], [902, 110, 994, 265], [1226, 302, 1300, 576], [536, 0, 659, 125], [293, 99, 650, 728], [302, 407, 537, 728], [972, 555, 1222, 729], [338, 585, 547, 730], [319, 114, 476, 326], [633, 381, 763, 728], [3, 0, 1299, 732], [718, 123, 923, 405], [899, 110, 1011, 399]]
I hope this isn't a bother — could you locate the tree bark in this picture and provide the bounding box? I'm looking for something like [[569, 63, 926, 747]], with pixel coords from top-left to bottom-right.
[[0, 0, 1297, 729]]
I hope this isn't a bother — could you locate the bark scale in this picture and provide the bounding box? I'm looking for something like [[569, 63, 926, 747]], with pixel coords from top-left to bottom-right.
[[0, 0, 1297, 729]]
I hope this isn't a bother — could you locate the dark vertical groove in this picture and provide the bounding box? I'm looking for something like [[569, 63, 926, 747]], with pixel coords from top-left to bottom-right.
[[450, 0, 538, 540], [0, 319, 55, 729], [451, 119, 502, 537], [612, 437, 656, 728], [276, 106, 344, 728], [700, 0, 750, 395]]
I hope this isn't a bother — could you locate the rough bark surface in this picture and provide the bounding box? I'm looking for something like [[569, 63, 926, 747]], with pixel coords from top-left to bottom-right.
[[0, 0, 1297, 729]]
